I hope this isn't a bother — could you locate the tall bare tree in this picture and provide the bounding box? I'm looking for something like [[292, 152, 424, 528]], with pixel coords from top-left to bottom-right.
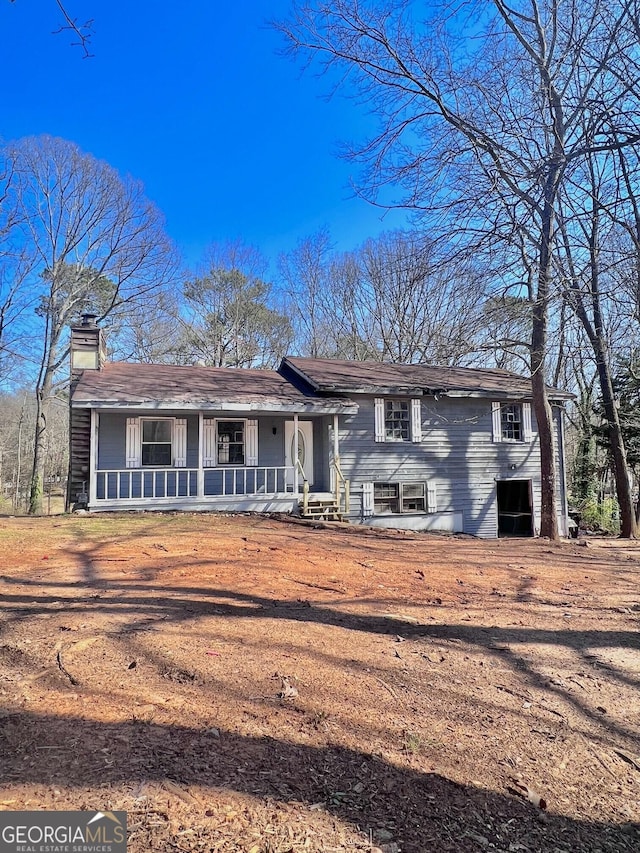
[[277, 0, 640, 538], [179, 241, 294, 368], [6, 135, 177, 514]]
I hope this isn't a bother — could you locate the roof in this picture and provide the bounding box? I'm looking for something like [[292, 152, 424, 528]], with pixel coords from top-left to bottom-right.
[[282, 356, 573, 401], [71, 362, 357, 414]]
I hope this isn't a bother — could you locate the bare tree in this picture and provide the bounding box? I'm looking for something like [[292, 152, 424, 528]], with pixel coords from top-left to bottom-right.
[[278, 229, 335, 358], [277, 0, 640, 538], [5, 135, 178, 514], [179, 241, 294, 368], [8, 0, 94, 56], [557, 148, 640, 536]]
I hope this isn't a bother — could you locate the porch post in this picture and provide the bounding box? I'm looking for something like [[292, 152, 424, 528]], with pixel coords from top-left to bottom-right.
[[293, 413, 299, 495], [198, 412, 204, 498], [88, 409, 98, 507], [331, 414, 339, 493]]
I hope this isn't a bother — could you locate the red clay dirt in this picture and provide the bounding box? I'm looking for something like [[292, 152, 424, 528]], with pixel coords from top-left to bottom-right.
[[0, 512, 639, 852]]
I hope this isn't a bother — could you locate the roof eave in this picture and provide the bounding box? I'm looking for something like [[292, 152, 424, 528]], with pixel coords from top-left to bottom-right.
[[71, 399, 358, 415]]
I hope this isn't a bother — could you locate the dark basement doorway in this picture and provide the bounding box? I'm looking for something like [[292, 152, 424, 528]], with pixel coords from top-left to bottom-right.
[[497, 479, 533, 537]]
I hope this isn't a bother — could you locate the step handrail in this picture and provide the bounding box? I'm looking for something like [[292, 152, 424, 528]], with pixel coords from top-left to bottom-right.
[[330, 456, 350, 515], [295, 458, 310, 515]]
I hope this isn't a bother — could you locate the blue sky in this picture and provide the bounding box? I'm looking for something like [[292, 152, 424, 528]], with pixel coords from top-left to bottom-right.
[[1, 0, 409, 269]]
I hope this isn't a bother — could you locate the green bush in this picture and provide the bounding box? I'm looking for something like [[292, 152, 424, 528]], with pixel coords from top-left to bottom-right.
[[577, 497, 620, 534]]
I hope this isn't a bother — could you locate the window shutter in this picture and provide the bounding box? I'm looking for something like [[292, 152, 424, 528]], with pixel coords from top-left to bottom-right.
[[174, 418, 187, 467], [202, 418, 216, 467], [125, 417, 141, 468], [374, 398, 385, 442], [491, 402, 502, 443], [427, 481, 437, 513], [246, 419, 259, 466], [362, 482, 375, 517], [411, 398, 422, 442], [522, 402, 533, 442]]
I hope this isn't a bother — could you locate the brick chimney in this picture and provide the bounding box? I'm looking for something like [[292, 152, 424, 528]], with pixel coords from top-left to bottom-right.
[[70, 314, 106, 377]]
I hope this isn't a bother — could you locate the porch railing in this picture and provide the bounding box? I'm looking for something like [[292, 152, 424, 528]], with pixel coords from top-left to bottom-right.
[[95, 466, 296, 501], [331, 456, 350, 514]]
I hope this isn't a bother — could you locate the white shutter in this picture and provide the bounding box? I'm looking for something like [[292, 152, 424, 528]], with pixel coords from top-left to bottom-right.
[[491, 402, 502, 443], [522, 402, 533, 442], [362, 482, 375, 517], [125, 417, 141, 468], [174, 418, 187, 467], [374, 398, 385, 442], [202, 418, 216, 467], [427, 481, 437, 513], [411, 398, 422, 442], [246, 419, 258, 466]]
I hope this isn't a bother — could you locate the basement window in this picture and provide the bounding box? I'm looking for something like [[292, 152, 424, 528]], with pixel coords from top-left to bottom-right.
[[374, 482, 426, 513]]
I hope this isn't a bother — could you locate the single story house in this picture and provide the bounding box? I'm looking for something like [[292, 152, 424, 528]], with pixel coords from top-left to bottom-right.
[[69, 316, 573, 538]]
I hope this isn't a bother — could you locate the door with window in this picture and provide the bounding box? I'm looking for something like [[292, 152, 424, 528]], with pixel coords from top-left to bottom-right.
[[284, 420, 314, 488]]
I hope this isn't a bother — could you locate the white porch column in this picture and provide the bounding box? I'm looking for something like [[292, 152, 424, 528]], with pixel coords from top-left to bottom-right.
[[88, 409, 98, 506], [198, 412, 205, 498], [331, 414, 339, 492], [293, 412, 299, 495]]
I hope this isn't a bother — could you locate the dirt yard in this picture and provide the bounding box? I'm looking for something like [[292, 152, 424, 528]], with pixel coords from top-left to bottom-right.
[[0, 513, 639, 853]]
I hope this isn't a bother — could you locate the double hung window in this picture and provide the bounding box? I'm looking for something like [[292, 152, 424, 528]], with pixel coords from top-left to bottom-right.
[[492, 402, 532, 443], [373, 482, 427, 513], [141, 419, 173, 466], [217, 420, 245, 465]]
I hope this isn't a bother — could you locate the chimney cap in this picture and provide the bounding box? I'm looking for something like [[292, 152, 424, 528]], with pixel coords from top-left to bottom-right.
[[81, 313, 99, 327]]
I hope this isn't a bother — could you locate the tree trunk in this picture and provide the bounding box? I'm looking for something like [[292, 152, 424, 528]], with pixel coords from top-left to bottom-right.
[[28, 388, 46, 515], [594, 344, 638, 537], [532, 155, 562, 541]]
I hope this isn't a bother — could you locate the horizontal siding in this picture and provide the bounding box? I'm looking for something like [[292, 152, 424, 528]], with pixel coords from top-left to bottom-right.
[[96, 412, 315, 471], [339, 395, 549, 538]]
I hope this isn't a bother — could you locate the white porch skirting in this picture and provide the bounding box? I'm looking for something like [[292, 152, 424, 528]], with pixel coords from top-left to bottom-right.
[[89, 495, 300, 514]]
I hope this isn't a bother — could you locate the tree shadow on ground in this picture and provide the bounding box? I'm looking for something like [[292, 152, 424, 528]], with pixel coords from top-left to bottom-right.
[[0, 710, 638, 853], [1, 548, 640, 747]]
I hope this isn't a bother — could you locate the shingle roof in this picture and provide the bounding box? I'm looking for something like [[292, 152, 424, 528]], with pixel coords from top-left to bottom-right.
[[282, 356, 573, 401], [71, 362, 357, 413]]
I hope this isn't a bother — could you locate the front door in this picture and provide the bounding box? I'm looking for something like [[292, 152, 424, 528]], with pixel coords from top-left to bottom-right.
[[285, 420, 314, 488]]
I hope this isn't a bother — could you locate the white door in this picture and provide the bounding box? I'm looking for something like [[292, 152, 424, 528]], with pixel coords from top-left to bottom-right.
[[285, 420, 314, 487]]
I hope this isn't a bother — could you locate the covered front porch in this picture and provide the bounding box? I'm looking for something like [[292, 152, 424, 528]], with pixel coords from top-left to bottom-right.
[[85, 408, 352, 514]]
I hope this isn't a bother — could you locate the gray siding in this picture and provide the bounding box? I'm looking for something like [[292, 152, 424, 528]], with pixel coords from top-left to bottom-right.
[[96, 412, 330, 488], [97, 413, 199, 469], [338, 395, 556, 538], [97, 412, 126, 469]]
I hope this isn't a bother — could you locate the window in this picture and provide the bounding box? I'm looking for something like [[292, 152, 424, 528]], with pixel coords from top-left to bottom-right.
[[217, 420, 245, 465], [374, 482, 400, 513], [374, 482, 426, 513], [385, 400, 410, 440], [375, 398, 422, 442], [501, 404, 522, 441], [492, 401, 532, 443], [141, 419, 172, 466]]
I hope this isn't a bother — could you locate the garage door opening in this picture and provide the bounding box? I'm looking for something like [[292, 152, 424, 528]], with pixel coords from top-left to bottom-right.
[[497, 479, 533, 537]]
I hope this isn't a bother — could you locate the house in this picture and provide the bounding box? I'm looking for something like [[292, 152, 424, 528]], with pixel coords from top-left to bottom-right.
[[68, 315, 573, 538]]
